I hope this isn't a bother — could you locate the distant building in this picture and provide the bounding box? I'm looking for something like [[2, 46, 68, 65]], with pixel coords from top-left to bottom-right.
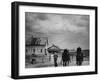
[[26, 36, 48, 55], [82, 50, 89, 57], [26, 45, 47, 55], [47, 44, 61, 54]]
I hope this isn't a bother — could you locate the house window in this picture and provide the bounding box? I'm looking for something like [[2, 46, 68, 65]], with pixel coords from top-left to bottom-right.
[[41, 49, 42, 53], [33, 49, 35, 52]]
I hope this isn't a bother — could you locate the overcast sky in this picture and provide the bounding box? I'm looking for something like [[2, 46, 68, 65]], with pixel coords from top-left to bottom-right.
[[25, 12, 89, 49]]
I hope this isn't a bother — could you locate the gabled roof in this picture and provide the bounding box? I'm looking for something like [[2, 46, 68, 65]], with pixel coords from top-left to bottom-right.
[[48, 44, 60, 50]]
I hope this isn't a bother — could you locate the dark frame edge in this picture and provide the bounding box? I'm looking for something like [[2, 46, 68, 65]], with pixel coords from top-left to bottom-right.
[[95, 7, 98, 74], [11, 2, 19, 79], [12, 71, 97, 79], [12, 1, 97, 10]]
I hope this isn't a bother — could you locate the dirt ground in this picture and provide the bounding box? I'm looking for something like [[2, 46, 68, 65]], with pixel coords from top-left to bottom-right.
[[25, 53, 89, 68]]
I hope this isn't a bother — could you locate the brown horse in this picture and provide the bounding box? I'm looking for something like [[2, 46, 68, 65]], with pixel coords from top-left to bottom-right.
[[62, 49, 70, 66]]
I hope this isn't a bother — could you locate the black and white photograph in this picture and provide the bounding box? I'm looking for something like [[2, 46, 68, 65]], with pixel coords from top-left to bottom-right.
[[11, 2, 97, 79], [25, 12, 90, 68]]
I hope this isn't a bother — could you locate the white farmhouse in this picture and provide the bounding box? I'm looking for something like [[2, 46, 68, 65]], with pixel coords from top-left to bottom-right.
[[26, 36, 48, 56]]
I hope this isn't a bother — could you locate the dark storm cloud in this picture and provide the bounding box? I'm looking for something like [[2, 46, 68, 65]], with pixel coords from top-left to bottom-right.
[[25, 12, 49, 33], [64, 15, 89, 28], [25, 12, 89, 49], [36, 13, 48, 20], [76, 15, 89, 27]]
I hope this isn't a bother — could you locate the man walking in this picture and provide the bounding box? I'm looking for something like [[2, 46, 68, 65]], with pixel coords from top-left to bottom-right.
[[53, 53, 58, 67]]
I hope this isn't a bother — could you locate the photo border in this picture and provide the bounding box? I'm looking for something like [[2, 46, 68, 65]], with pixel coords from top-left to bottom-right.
[[11, 1, 98, 79]]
